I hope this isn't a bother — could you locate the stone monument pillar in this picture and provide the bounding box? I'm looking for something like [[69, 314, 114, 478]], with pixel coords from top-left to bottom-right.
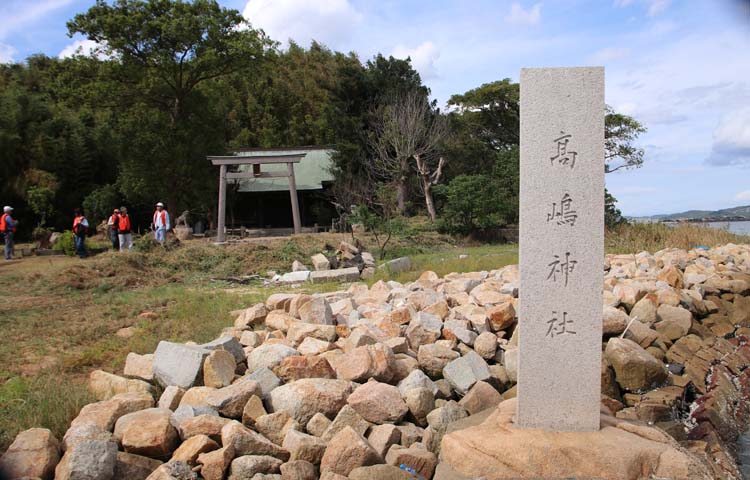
[[517, 67, 605, 431]]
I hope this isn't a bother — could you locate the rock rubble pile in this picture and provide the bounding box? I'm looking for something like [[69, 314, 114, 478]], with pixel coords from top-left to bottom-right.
[[1, 244, 750, 480]]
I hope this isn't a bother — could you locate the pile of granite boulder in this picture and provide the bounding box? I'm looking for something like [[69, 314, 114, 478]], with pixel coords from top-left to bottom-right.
[[0, 244, 749, 479]]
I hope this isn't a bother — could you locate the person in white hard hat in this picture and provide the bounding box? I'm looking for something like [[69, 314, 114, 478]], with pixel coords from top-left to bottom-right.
[[152, 202, 170, 244], [1, 206, 18, 260]]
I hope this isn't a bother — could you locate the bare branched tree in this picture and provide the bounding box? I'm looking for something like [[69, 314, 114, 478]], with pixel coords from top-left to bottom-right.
[[369, 90, 448, 220]]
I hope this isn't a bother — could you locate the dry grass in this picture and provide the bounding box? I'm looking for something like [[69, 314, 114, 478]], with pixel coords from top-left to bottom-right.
[[606, 222, 750, 254]]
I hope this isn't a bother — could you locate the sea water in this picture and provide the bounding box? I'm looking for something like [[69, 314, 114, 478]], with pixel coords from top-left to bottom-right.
[[704, 221, 750, 236]]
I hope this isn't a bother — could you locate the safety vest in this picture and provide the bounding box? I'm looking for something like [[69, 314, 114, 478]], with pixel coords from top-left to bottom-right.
[[0, 213, 16, 233], [153, 210, 167, 228], [117, 214, 131, 233], [109, 214, 119, 229], [73, 216, 88, 235]]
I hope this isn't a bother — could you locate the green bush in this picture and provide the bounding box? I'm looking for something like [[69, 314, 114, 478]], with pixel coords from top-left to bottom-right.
[[52, 230, 87, 256], [435, 174, 515, 236], [82, 184, 120, 226]]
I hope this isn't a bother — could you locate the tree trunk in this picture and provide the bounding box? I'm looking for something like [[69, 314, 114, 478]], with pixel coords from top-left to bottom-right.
[[423, 181, 437, 222], [396, 176, 408, 214]]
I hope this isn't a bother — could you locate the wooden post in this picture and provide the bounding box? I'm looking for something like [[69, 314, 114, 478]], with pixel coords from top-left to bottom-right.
[[217, 164, 227, 242], [287, 162, 301, 234]]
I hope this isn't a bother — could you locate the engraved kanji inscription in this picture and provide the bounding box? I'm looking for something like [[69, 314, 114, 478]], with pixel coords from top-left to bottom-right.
[[547, 193, 578, 227], [545, 311, 577, 338], [547, 252, 578, 286], [550, 131, 577, 169]]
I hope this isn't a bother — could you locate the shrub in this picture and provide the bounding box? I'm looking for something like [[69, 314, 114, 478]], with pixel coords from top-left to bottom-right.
[[82, 185, 120, 226], [52, 230, 87, 256], [435, 174, 514, 236]]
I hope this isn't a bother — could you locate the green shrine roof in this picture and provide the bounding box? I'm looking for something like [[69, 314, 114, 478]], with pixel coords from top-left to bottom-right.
[[234, 146, 335, 192]]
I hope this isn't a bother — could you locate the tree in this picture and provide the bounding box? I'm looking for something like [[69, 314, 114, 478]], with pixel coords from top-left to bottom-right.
[[67, 0, 272, 211], [369, 90, 448, 219], [605, 188, 626, 228], [25, 170, 58, 227], [605, 106, 647, 173]]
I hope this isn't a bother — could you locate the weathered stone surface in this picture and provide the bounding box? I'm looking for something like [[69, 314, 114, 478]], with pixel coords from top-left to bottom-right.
[[70, 391, 155, 433], [385, 444, 437, 479], [114, 408, 179, 459], [89, 369, 155, 401], [487, 302, 516, 332], [417, 344, 459, 378], [144, 460, 197, 480], [442, 351, 491, 395], [405, 312, 443, 350], [424, 401, 467, 454], [311, 253, 331, 271], [228, 455, 283, 479], [287, 322, 336, 346], [473, 331, 497, 360], [0, 428, 61, 480], [241, 395, 267, 427], [124, 353, 155, 382], [62, 423, 114, 454], [205, 378, 261, 418], [177, 415, 231, 443], [605, 338, 668, 392], [404, 387, 435, 427], [203, 349, 236, 388], [442, 319, 478, 346], [114, 452, 163, 480], [458, 381, 502, 415], [440, 398, 712, 480], [319, 427, 380, 477], [331, 343, 396, 383], [221, 421, 290, 461], [196, 445, 235, 480], [298, 297, 334, 325], [240, 331, 262, 348], [273, 355, 336, 383], [349, 464, 413, 480], [381, 257, 412, 274], [282, 430, 327, 465], [235, 304, 269, 329], [347, 380, 409, 424], [310, 267, 361, 284], [247, 344, 299, 373], [54, 439, 117, 480], [153, 342, 211, 389], [297, 337, 332, 356], [255, 411, 300, 446], [246, 367, 282, 398], [171, 434, 218, 465], [158, 386, 185, 411], [279, 460, 317, 480], [654, 304, 692, 341], [367, 424, 401, 459], [397, 369, 438, 397], [178, 386, 215, 409], [267, 378, 354, 426], [303, 412, 329, 439], [603, 306, 629, 336], [321, 405, 371, 442]]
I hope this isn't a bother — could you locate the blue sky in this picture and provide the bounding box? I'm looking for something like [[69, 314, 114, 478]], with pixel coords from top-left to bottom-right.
[[1, 0, 749, 216]]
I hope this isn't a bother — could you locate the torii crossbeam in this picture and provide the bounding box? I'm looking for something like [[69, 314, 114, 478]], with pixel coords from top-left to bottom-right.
[[208, 153, 305, 242]]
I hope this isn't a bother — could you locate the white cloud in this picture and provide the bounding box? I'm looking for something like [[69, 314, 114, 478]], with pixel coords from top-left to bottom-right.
[[0, 0, 74, 38], [504, 3, 541, 26], [58, 39, 100, 59], [0, 43, 17, 63], [647, 0, 670, 17], [392, 41, 440, 79], [588, 47, 630, 63], [707, 107, 750, 166], [243, 0, 362, 48], [735, 190, 750, 202]]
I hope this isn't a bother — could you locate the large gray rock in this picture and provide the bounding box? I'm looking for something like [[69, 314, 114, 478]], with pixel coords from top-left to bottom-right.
[[228, 455, 283, 479], [311, 253, 330, 271], [153, 342, 211, 389], [54, 439, 117, 480], [406, 313, 443, 350], [604, 338, 668, 392], [442, 351, 491, 395], [246, 367, 281, 398], [310, 267, 361, 284], [205, 378, 262, 418], [397, 369, 438, 398], [200, 336, 246, 364], [267, 379, 354, 425], [380, 257, 412, 274], [247, 344, 299, 373], [298, 297, 334, 325]]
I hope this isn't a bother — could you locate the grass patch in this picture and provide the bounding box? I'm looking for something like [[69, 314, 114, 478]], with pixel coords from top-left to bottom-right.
[[606, 222, 750, 254]]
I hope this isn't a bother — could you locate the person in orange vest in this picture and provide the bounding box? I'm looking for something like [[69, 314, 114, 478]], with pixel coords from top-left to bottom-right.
[[152, 202, 170, 244], [1, 206, 18, 260], [117, 206, 133, 251], [72, 208, 89, 259], [107, 208, 120, 250]]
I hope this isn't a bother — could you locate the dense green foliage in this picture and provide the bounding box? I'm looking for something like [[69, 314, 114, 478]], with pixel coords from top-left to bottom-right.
[[0, 0, 645, 240]]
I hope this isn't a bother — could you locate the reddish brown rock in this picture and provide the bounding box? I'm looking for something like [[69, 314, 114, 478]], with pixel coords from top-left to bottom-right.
[[319, 427, 380, 476], [273, 355, 336, 382], [0, 428, 61, 480], [347, 380, 408, 424], [114, 408, 180, 459], [171, 434, 218, 465]]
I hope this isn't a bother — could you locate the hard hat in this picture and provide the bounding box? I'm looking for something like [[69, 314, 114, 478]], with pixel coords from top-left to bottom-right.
[[3, 206, 12, 213], [156, 202, 164, 207]]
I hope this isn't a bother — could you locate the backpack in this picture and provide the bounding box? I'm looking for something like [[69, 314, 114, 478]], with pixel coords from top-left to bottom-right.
[[75, 219, 89, 237]]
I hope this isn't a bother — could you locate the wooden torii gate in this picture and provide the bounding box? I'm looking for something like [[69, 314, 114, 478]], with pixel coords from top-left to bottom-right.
[[208, 153, 305, 242]]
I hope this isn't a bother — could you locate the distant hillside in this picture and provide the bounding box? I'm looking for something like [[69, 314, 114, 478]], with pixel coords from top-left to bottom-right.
[[632, 205, 750, 222]]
